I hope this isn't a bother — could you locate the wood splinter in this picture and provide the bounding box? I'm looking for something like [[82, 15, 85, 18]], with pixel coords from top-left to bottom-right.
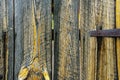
[[18, 58, 50, 80]]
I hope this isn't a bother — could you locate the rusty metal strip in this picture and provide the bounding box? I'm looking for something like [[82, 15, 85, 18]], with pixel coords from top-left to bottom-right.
[[89, 29, 120, 37]]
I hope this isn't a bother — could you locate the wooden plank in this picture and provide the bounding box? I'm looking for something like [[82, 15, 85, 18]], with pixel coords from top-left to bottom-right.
[[97, 0, 115, 80], [0, 0, 14, 80], [6, 0, 15, 79], [79, 0, 85, 79], [14, 0, 24, 80], [87, 0, 97, 80], [34, 0, 52, 79], [116, 0, 120, 80], [15, 0, 40, 79], [54, 0, 80, 79], [79, 0, 97, 80], [15, 0, 51, 80], [0, 0, 6, 79]]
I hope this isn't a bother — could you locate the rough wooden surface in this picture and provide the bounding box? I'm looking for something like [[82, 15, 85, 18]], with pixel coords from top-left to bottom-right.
[[15, 0, 51, 80], [14, 0, 25, 79], [7, 0, 14, 80], [116, 0, 120, 80], [97, 0, 115, 80], [0, 0, 15, 80], [80, 0, 115, 80], [79, 0, 97, 80], [0, 0, 118, 80], [34, 0, 52, 78], [0, 0, 5, 79], [54, 0, 80, 79]]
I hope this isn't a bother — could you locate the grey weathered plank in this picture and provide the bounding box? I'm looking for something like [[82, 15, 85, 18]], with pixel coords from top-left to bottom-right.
[[15, 0, 39, 79], [15, 0, 52, 80], [0, 0, 6, 79], [0, 0, 13, 80], [54, 0, 80, 79], [0, 0, 14, 80], [7, 0, 14, 80], [79, 0, 97, 80], [14, 0, 24, 80]]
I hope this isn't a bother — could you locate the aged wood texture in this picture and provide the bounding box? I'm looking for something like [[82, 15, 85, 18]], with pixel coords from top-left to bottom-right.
[[54, 0, 80, 80], [14, 0, 24, 80], [0, 0, 6, 79], [7, 0, 15, 80], [15, 0, 51, 80], [34, 0, 52, 79], [97, 0, 115, 80], [116, 0, 120, 80], [79, 0, 97, 80], [17, 0, 42, 79], [0, 0, 14, 80]]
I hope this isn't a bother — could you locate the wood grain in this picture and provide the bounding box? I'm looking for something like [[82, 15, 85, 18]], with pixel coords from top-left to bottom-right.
[[14, 0, 25, 79], [0, 0, 6, 79], [15, 0, 52, 80], [79, 0, 97, 80], [97, 0, 115, 80], [0, 0, 15, 80], [54, 0, 80, 79], [7, 0, 14, 79], [34, 0, 52, 79], [116, 0, 120, 80]]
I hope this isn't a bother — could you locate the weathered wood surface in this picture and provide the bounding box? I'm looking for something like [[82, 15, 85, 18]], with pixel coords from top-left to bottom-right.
[[7, 0, 14, 80], [34, 0, 52, 79], [54, 0, 80, 80], [14, 0, 25, 80], [80, 0, 115, 80], [0, 0, 5, 79], [79, 0, 97, 80], [116, 0, 120, 80], [0, 0, 119, 80], [15, 0, 51, 80], [96, 0, 115, 80], [0, 0, 14, 80]]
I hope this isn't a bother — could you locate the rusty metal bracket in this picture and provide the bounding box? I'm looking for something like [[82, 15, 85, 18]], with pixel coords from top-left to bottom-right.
[[89, 29, 120, 37]]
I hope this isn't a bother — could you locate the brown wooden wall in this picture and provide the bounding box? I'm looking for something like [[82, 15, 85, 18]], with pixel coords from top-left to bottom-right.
[[0, 0, 120, 80]]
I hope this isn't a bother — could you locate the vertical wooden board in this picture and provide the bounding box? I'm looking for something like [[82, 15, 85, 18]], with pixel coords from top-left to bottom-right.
[[15, 0, 39, 79], [87, 0, 97, 80], [15, 0, 51, 80], [79, 0, 97, 80], [79, 0, 86, 79], [0, 0, 6, 79], [0, 0, 14, 80], [98, 0, 115, 80], [116, 0, 120, 79], [54, 0, 80, 80], [34, 0, 52, 78], [7, 0, 14, 80], [14, 0, 24, 80]]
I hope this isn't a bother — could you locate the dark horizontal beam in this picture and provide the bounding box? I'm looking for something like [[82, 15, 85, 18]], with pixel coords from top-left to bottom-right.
[[89, 29, 120, 37]]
